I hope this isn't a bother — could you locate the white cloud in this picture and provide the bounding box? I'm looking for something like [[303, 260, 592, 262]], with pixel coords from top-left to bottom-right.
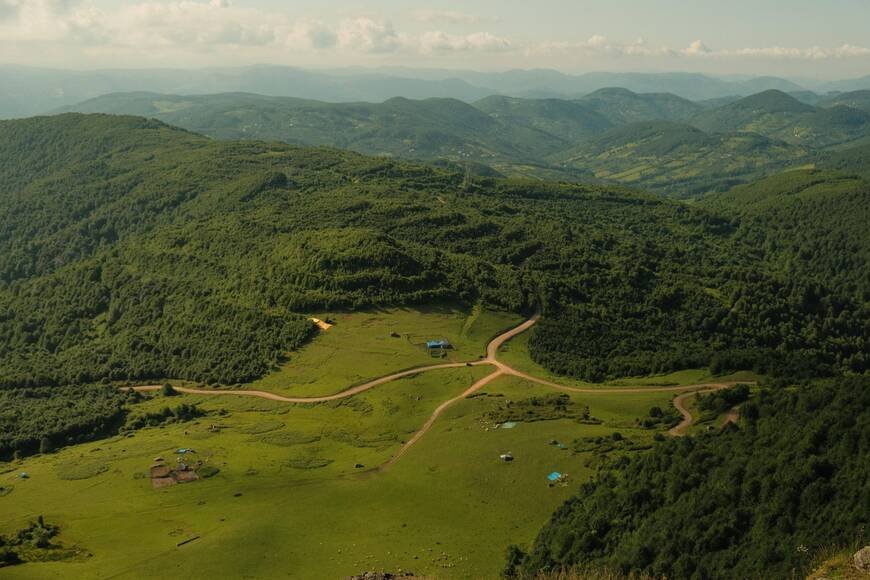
[[337, 17, 406, 53], [530, 35, 870, 63], [285, 21, 337, 50], [0, 2, 511, 57], [729, 44, 870, 59], [333, 17, 510, 55], [113, 1, 279, 48], [684, 40, 711, 56], [0, 0, 106, 42], [531, 35, 675, 58], [2, 2, 869, 69], [683, 42, 870, 60], [419, 30, 511, 53], [586, 34, 608, 49]]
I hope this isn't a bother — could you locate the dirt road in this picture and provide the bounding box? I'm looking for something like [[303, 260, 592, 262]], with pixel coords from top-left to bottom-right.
[[383, 367, 507, 468], [668, 386, 736, 436], [128, 315, 752, 464], [130, 360, 484, 403]]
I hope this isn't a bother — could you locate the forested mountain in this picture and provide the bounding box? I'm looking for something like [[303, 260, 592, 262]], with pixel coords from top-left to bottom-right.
[[473, 95, 612, 142], [817, 73, 870, 94], [1, 113, 867, 391], [703, 169, 870, 298], [427, 69, 807, 101], [0, 64, 496, 119], [576, 87, 703, 124], [819, 139, 870, 179], [819, 89, 870, 112], [7, 64, 856, 119], [691, 90, 870, 148], [516, 169, 869, 575], [553, 121, 807, 197], [60, 92, 568, 168], [59, 88, 870, 198], [516, 377, 870, 579]]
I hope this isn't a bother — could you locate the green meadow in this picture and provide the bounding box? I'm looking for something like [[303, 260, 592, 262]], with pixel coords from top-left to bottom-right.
[[496, 330, 758, 389], [246, 306, 522, 397], [1, 307, 694, 578]]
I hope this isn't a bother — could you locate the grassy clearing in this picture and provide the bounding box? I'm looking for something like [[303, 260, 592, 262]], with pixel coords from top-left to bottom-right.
[[0, 371, 679, 579], [498, 330, 759, 388], [245, 305, 521, 397], [0, 306, 719, 579]]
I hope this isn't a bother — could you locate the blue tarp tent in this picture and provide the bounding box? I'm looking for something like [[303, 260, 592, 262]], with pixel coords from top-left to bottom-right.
[[426, 339, 451, 349], [547, 472, 561, 482]]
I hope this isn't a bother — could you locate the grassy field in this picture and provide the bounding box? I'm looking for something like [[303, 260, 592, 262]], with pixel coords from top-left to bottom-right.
[[245, 305, 522, 397], [497, 329, 759, 388], [0, 306, 712, 579], [1, 374, 676, 579]]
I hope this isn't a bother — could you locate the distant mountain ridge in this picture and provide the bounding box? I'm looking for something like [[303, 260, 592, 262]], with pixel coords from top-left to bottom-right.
[[6, 63, 870, 119], [59, 87, 870, 197], [58, 91, 570, 163], [362, 67, 809, 101], [690, 89, 870, 148], [577, 87, 703, 124]]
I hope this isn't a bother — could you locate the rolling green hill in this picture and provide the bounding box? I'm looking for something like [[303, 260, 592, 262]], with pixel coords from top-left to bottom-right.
[[1, 113, 868, 580], [473, 95, 612, 142], [60, 91, 564, 164], [691, 89, 870, 148], [553, 121, 808, 197], [1, 113, 867, 390], [515, 167, 870, 580], [820, 89, 870, 112], [818, 138, 870, 179], [577, 87, 703, 124], [62, 88, 870, 198]]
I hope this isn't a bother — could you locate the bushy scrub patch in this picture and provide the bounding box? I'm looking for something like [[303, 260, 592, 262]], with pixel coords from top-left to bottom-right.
[[237, 420, 285, 435], [55, 461, 109, 481], [486, 394, 595, 424], [197, 466, 220, 478], [286, 456, 334, 470], [259, 431, 321, 446]]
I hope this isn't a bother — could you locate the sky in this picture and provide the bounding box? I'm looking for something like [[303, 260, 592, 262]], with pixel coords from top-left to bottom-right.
[[1, 0, 870, 79]]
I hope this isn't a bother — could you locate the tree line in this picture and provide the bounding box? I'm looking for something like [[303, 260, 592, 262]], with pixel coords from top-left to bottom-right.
[[513, 377, 870, 579]]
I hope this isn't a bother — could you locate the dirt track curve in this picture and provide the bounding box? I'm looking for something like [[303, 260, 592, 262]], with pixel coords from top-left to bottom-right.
[[129, 315, 750, 464]]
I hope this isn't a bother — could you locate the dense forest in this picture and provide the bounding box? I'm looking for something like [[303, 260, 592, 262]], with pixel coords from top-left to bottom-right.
[[0, 114, 867, 392], [514, 377, 870, 579], [0, 386, 131, 460]]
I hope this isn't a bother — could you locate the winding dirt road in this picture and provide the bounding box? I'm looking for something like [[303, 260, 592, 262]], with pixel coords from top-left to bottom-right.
[[668, 389, 745, 436], [669, 388, 717, 436], [128, 315, 751, 464], [130, 361, 483, 403]]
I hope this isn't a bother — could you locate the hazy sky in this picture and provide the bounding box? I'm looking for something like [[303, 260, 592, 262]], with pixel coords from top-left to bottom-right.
[[2, 0, 869, 79]]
